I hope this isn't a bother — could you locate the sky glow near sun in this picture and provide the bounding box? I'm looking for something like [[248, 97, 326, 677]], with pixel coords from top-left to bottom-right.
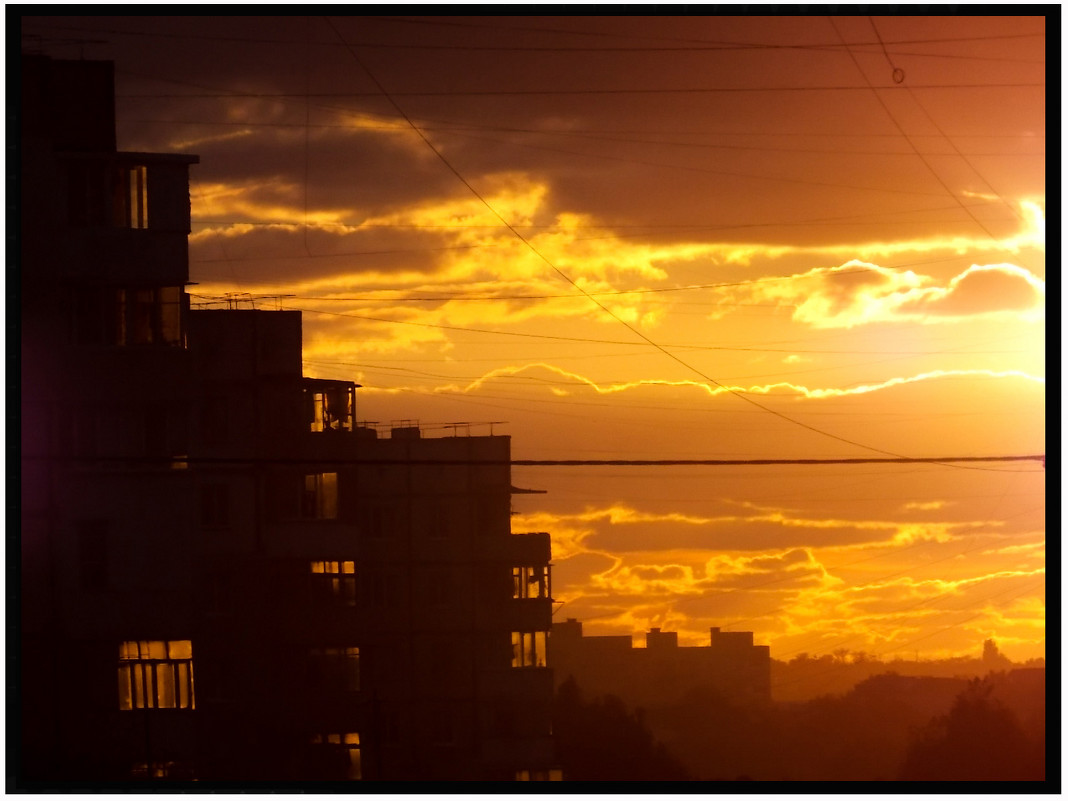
[[25, 14, 1045, 663]]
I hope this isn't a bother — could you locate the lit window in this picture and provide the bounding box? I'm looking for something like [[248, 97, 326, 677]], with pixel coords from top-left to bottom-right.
[[130, 761, 194, 780], [112, 164, 148, 229], [311, 560, 356, 606], [118, 640, 195, 710], [512, 565, 549, 599], [309, 647, 360, 692], [516, 768, 563, 781], [302, 472, 338, 520], [311, 732, 361, 780], [306, 385, 354, 432], [511, 632, 548, 668]]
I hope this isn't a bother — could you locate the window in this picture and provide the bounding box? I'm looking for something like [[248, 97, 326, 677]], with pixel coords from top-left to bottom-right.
[[516, 769, 563, 781], [130, 761, 194, 780], [310, 560, 356, 606], [302, 472, 338, 520], [511, 632, 548, 668], [308, 647, 360, 692], [68, 161, 148, 229], [74, 286, 183, 347], [306, 385, 354, 432], [512, 566, 549, 599], [310, 733, 361, 780], [116, 164, 149, 229], [118, 640, 195, 710]]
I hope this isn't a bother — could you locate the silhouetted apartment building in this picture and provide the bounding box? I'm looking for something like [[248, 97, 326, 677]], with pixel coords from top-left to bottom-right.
[[18, 54, 557, 784], [550, 619, 771, 708]]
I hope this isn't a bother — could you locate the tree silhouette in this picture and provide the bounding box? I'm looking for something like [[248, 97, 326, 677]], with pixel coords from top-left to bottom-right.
[[553, 677, 692, 781], [898, 678, 1043, 781]]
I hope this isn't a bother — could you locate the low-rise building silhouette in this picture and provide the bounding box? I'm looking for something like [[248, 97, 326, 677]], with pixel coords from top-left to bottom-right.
[[550, 619, 770, 709], [18, 54, 558, 784]]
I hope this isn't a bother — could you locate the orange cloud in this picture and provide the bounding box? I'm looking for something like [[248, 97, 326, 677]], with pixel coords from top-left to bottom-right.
[[896, 263, 1045, 317], [727, 260, 1045, 328], [379, 362, 1043, 400]]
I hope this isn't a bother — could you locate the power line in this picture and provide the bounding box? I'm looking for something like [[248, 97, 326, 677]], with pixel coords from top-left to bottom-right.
[[830, 17, 1010, 244], [511, 456, 1042, 467], [117, 82, 1044, 99], [23, 19, 1048, 52], [300, 17, 1043, 474], [29, 454, 1044, 469]]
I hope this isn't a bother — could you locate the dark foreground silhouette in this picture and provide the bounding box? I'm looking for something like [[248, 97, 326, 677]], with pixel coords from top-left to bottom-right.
[[561, 669, 1045, 782], [552, 677, 692, 781]]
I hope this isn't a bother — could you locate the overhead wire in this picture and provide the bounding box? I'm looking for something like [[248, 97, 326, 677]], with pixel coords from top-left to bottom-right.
[[204, 17, 1038, 472], [26, 17, 1047, 52], [868, 15, 1030, 227], [828, 16, 1014, 244]]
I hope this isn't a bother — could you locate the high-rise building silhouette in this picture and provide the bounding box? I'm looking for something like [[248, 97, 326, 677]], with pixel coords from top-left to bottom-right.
[[550, 619, 770, 709], [18, 54, 558, 784]]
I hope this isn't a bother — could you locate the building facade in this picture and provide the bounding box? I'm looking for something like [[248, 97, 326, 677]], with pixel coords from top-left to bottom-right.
[[18, 55, 557, 785]]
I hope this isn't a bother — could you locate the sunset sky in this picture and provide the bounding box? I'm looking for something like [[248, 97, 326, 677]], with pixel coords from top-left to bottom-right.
[[21, 14, 1047, 662]]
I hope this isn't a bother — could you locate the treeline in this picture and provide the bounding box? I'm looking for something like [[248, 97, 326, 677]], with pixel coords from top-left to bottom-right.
[[770, 642, 1044, 702], [554, 668, 1045, 782], [552, 677, 692, 781]]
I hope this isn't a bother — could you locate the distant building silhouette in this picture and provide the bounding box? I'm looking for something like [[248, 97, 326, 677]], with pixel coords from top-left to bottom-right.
[[550, 619, 770, 708], [18, 54, 558, 784]]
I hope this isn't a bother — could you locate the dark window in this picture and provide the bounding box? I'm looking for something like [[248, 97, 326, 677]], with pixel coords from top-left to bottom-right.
[[67, 162, 148, 229], [73, 286, 183, 347], [270, 472, 339, 521]]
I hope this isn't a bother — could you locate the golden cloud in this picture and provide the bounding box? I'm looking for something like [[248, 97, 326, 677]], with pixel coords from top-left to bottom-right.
[[727, 259, 1045, 329]]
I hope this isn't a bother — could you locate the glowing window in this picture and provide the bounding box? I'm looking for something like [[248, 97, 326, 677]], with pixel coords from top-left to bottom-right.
[[310, 560, 356, 606], [307, 386, 354, 433], [510, 632, 548, 668], [302, 473, 338, 520], [516, 768, 563, 781], [512, 565, 549, 599], [311, 732, 361, 780], [118, 640, 194, 710], [112, 164, 148, 229]]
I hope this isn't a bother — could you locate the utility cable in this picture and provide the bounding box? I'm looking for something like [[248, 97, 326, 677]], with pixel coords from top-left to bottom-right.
[[314, 17, 1039, 473]]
